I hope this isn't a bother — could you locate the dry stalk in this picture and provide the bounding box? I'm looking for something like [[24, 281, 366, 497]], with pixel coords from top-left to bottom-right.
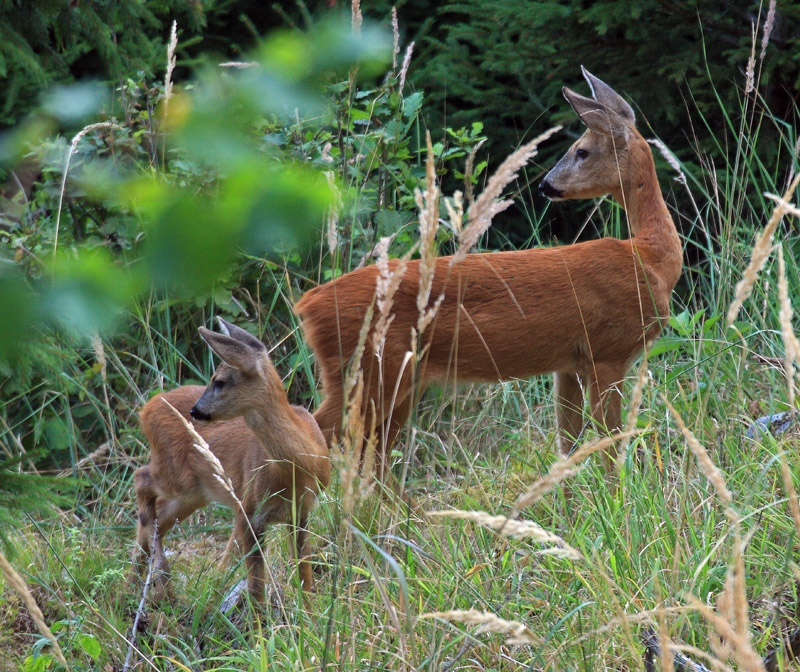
[[464, 138, 487, 209], [726, 173, 800, 329], [514, 429, 640, 510], [163, 21, 178, 117], [732, 531, 751, 651], [656, 612, 675, 672], [372, 237, 412, 361], [339, 375, 367, 520], [617, 353, 653, 474], [451, 125, 561, 265], [344, 300, 374, 405], [351, 0, 362, 36], [672, 645, 736, 672], [444, 191, 464, 235], [325, 171, 341, 257], [685, 595, 766, 672], [391, 7, 399, 71], [777, 246, 800, 406], [765, 193, 800, 219], [713, 563, 736, 662], [428, 510, 582, 560], [422, 608, 540, 646], [779, 455, 800, 545], [744, 21, 757, 95], [0, 550, 69, 669], [54, 122, 122, 259], [218, 61, 258, 69], [760, 0, 776, 62], [660, 394, 735, 519], [414, 131, 444, 340], [398, 42, 414, 94], [162, 398, 241, 506]]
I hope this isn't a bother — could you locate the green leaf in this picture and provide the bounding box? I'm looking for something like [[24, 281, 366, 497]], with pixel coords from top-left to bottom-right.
[[78, 634, 102, 660]]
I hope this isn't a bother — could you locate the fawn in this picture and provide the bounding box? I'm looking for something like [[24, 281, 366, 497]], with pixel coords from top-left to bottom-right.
[[132, 318, 330, 603], [295, 67, 682, 469]]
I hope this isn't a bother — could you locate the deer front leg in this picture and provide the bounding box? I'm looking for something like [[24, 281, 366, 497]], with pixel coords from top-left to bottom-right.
[[236, 511, 265, 604], [554, 372, 585, 456], [588, 363, 624, 468]]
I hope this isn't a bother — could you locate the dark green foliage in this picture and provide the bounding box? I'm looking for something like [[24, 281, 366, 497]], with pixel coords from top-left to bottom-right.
[[392, 0, 800, 158], [0, 0, 324, 129], [0, 455, 76, 539], [0, 16, 488, 515], [0, 0, 162, 126]]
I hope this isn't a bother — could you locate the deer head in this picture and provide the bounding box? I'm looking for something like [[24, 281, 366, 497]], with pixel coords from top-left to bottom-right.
[[190, 318, 281, 422], [539, 66, 639, 203]]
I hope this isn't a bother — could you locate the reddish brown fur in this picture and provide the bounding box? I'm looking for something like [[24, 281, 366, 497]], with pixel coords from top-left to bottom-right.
[[295, 70, 682, 467], [133, 331, 329, 603]]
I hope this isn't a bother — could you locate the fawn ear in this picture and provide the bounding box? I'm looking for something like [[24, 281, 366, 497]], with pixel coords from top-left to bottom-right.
[[216, 317, 266, 353], [199, 326, 260, 374], [562, 86, 631, 140], [580, 66, 636, 124]]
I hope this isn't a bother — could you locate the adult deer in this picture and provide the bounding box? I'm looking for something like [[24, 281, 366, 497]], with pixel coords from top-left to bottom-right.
[[295, 67, 682, 469], [132, 319, 329, 603]]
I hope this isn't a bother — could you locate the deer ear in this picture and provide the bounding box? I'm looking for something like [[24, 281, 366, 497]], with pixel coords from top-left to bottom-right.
[[580, 66, 636, 124], [563, 86, 631, 139], [199, 326, 260, 373], [216, 317, 266, 353]]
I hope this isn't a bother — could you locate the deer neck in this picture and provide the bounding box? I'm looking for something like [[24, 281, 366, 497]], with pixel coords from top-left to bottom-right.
[[244, 391, 317, 476], [613, 137, 683, 286]]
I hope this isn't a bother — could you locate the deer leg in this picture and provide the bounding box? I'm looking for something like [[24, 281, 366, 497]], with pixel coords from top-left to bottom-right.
[[290, 510, 313, 591], [313, 391, 345, 448], [588, 363, 624, 468], [376, 392, 414, 479], [221, 531, 239, 567], [236, 511, 265, 604], [554, 372, 585, 456], [141, 496, 199, 601]]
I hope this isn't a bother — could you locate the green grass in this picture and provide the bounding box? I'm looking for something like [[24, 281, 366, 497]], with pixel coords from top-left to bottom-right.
[[3, 21, 800, 672], [2, 316, 799, 670]]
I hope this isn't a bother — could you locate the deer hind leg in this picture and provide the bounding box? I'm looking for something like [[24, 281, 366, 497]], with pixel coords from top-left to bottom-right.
[[132, 466, 158, 575], [290, 508, 313, 591], [588, 363, 624, 468], [133, 466, 176, 602], [313, 389, 345, 449], [554, 372, 586, 457]]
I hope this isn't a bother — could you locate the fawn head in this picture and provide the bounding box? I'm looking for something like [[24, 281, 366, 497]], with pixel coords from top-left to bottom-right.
[[191, 318, 280, 422], [539, 66, 638, 202]]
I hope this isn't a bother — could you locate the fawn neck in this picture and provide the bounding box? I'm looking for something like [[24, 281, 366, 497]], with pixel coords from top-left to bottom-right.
[[243, 382, 321, 478]]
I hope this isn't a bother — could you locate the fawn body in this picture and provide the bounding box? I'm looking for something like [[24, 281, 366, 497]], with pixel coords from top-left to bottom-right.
[[133, 319, 329, 602], [295, 68, 682, 465]]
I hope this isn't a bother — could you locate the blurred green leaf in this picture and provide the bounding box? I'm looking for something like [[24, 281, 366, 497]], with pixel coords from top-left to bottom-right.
[[0, 269, 40, 361], [42, 252, 135, 335]]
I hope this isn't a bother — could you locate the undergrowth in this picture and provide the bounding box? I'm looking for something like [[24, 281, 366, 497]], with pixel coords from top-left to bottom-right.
[[1, 5, 800, 672]]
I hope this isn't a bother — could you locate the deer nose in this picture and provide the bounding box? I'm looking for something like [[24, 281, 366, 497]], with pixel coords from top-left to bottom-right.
[[538, 180, 563, 199], [190, 406, 211, 421]]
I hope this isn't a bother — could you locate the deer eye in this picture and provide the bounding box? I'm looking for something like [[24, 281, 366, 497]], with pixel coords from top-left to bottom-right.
[[575, 148, 589, 160], [213, 379, 225, 391]]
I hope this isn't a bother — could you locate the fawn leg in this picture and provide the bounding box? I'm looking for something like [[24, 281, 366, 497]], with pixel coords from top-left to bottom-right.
[[236, 512, 265, 604]]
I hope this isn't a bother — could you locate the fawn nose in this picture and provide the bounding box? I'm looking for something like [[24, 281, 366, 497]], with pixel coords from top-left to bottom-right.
[[190, 406, 211, 421], [539, 180, 563, 199]]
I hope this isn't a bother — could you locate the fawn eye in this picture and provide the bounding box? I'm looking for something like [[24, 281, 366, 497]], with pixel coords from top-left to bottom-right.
[[575, 148, 589, 160], [213, 379, 225, 391]]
